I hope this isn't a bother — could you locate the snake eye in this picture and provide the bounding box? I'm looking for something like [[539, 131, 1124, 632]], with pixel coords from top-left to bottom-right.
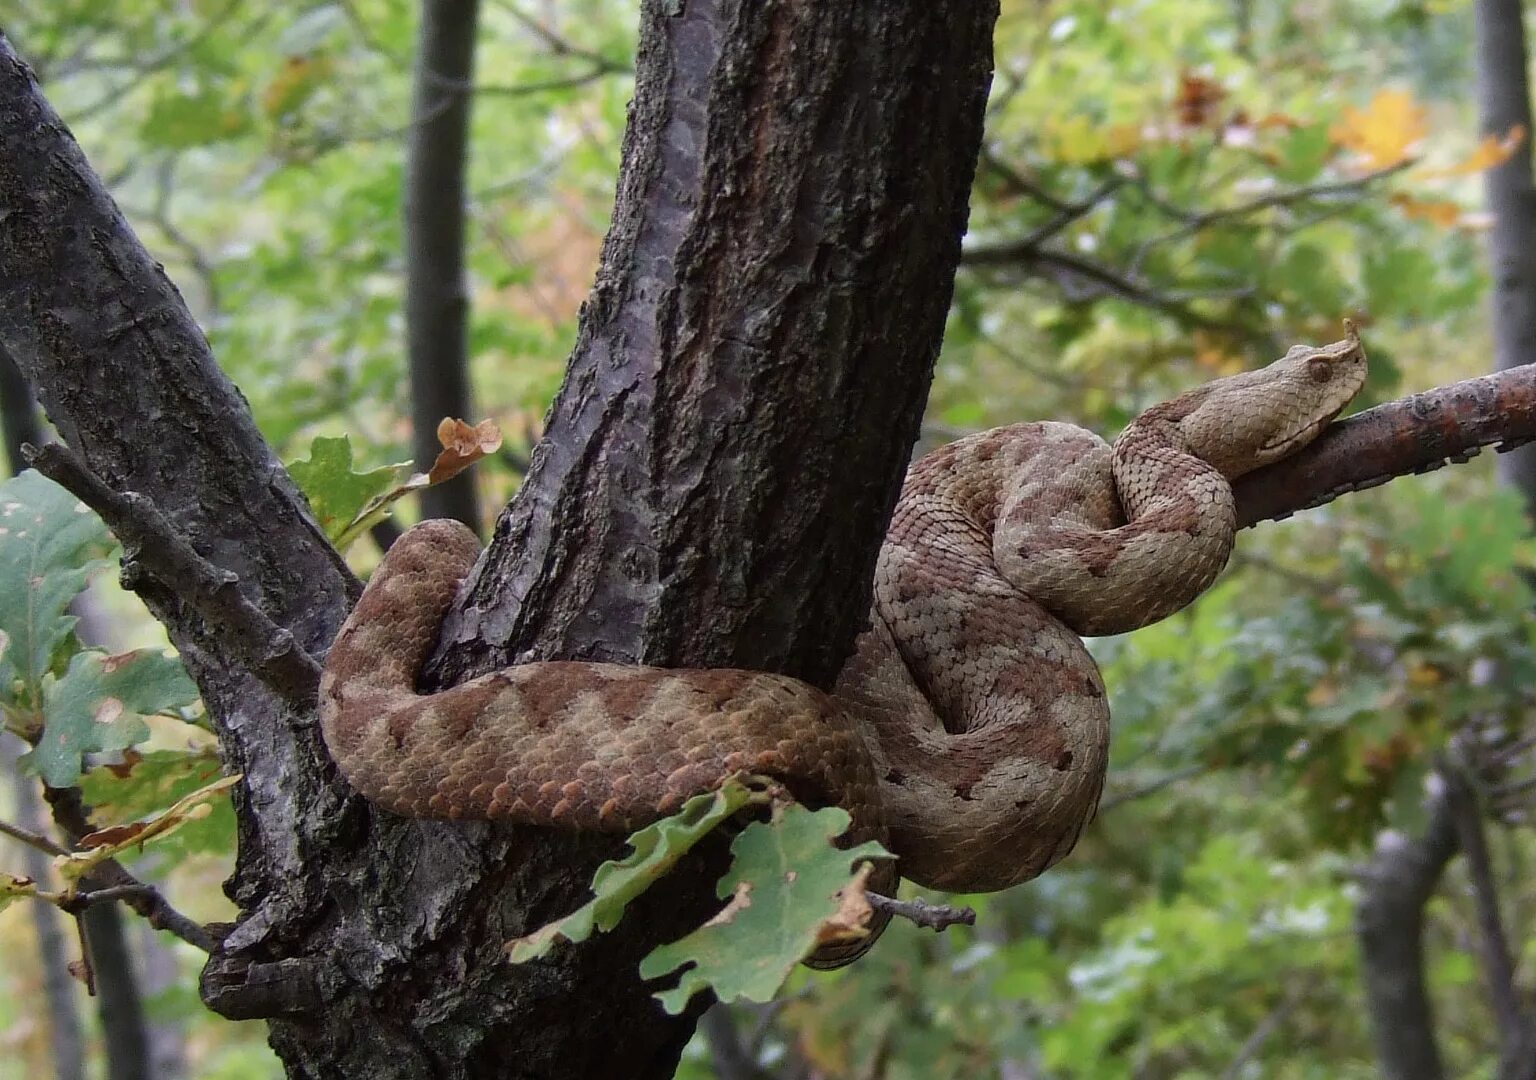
[[1307, 357, 1333, 382]]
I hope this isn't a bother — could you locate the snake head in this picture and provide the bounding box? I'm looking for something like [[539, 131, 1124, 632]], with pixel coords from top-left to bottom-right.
[[1173, 323, 1369, 478]]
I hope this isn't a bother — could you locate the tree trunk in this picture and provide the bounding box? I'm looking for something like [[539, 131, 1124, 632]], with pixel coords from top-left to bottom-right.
[[1476, 0, 1536, 505], [81, 903, 150, 1080], [406, 0, 482, 528], [1473, 8, 1536, 1077], [0, 2, 999, 1074], [1355, 799, 1457, 1080], [3, 747, 86, 1080]]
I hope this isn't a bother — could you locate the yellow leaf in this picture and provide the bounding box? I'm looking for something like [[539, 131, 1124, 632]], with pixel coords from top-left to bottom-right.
[[1390, 192, 1463, 227], [1192, 333, 1246, 376], [1406, 662, 1444, 687], [1419, 124, 1528, 179], [1330, 89, 1428, 168], [262, 55, 333, 119], [1043, 116, 1142, 165], [1103, 123, 1142, 160]]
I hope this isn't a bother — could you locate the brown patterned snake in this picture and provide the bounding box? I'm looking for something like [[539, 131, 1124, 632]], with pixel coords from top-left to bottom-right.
[[319, 329, 1366, 966]]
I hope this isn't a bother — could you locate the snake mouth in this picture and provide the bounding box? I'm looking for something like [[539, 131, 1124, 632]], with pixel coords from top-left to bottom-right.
[[1257, 409, 1339, 458]]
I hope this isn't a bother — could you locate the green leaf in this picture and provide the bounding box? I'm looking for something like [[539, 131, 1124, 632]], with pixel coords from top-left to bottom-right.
[[24, 649, 200, 788], [142, 88, 250, 149], [1274, 123, 1332, 183], [0, 471, 113, 707], [54, 774, 240, 883], [505, 778, 763, 963], [0, 871, 38, 915], [77, 749, 234, 859], [639, 804, 893, 1015], [286, 436, 409, 548]]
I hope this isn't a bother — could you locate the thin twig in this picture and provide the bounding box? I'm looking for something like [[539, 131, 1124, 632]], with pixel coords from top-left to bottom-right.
[[1010, 175, 1126, 250], [1098, 764, 1206, 813], [492, 0, 630, 71], [1217, 979, 1310, 1080], [42, 785, 220, 954], [1127, 160, 1411, 271], [24, 441, 322, 712], [57, 884, 156, 913], [866, 892, 976, 932], [423, 67, 622, 98], [978, 149, 1075, 213], [962, 242, 1253, 335], [0, 816, 70, 857], [59, 0, 250, 125]]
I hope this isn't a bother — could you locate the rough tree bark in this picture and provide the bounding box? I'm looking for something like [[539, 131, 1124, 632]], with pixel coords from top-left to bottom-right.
[[1, 2, 1001, 1075], [406, 0, 482, 528], [8, 8, 1536, 1080]]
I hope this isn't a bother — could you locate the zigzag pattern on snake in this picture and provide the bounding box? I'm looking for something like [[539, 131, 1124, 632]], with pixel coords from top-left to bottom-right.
[[318, 330, 1367, 966]]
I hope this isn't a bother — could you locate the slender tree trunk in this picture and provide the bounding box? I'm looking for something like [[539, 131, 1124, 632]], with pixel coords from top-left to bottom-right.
[[406, 0, 481, 528], [1, 344, 111, 1080], [1473, 8, 1536, 1078], [1476, 0, 1536, 505], [82, 903, 150, 1080], [1355, 798, 1457, 1080], [2, 741, 86, 1080], [137, 922, 188, 1080]]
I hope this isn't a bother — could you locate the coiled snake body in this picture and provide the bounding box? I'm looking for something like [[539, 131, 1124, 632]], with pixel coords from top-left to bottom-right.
[[319, 332, 1366, 964]]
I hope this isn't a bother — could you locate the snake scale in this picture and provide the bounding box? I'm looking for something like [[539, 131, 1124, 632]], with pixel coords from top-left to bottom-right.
[[319, 330, 1366, 966]]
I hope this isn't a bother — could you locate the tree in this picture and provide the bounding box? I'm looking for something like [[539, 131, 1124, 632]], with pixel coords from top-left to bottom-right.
[[3, 3, 1536, 1078], [1, 4, 998, 1075]]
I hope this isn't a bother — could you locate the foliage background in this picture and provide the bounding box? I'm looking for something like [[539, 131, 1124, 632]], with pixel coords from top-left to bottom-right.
[[1, 0, 1532, 1076]]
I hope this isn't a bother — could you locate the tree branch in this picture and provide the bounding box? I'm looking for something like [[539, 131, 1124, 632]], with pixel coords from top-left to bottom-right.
[[960, 240, 1252, 333], [25, 441, 324, 714], [867, 892, 976, 932], [1234, 363, 1536, 528], [0, 814, 69, 856], [41, 786, 220, 955]]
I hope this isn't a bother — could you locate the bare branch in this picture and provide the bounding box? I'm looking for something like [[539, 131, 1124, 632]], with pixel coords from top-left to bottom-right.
[[1098, 764, 1205, 813], [58, 884, 156, 912], [961, 241, 1252, 333], [867, 892, 976, 932], [0, 815, 69, 857], [1009, 175, 1126, 250], [25, 442, 324, 713], [491, 0, 630, 71], [1217, 980, 1310, 1080], [1127, 161, 1411, 270], [58, 0, 251, 125], [977, 148, 1074, 213]]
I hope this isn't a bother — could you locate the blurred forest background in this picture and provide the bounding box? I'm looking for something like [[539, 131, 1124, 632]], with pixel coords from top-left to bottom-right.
[[1, 0, 1535, 1077]]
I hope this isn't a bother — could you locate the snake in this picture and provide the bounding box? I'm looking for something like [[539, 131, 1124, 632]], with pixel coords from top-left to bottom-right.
[[318, 329, 1366, 967]]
